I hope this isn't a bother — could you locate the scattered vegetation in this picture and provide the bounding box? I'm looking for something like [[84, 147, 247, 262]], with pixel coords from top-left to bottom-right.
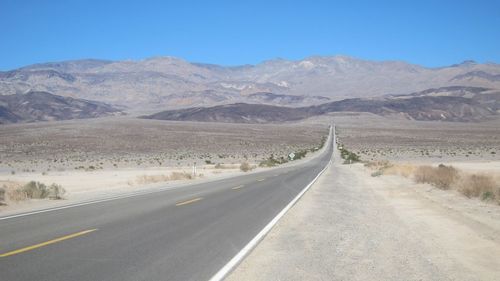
[[240, 162, 255, 172], [458, 174, 498, 200], [48, 183, 66, 199], [259, 154, 287, 167], [366, 161, 500, 205], [135, 171, 195, 185], [22, 181, 50, 199], [214, 163, 237, 169], [0, 187, 5, 205], [293, 149, 308, 160], [0, 181, 66, 204], [414, 164, 458, 190], [339, 144, 361, 164]]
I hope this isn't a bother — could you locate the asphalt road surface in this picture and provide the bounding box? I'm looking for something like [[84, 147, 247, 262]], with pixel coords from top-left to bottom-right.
[[0, 127, 334, 281]]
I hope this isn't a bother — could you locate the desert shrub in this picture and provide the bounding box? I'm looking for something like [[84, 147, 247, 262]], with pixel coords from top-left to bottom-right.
[[214, 163, 237, 169], [293, 149, 308, 160], [414, 165, 458, 190], [48, 184, 66, 200], [22, 181, 49, 199], [371, 170, 383, 177], [259, 155, 283, 167], [482, 191, 494, 201], [136, 174, 170, 184], [136, 171, 194, 184], [458, 174, 497, 201], [169, 172, 193, 180], [319, 136, 327, 149], [240, 162, 254, 172], [0, 188, 5, 205], [338, 144, 360, 164]]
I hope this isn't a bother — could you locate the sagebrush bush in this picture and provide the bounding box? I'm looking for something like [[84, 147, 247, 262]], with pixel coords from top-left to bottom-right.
[[240, 162, 254, 172], [0, 187, 5, 205], [339, 146, 360, 164], [259, 155, 283, 167], [169, 172, 192, 180], [458, 174, 497, 200], [48, 184, 66, 200], [136, 172, 193, 184], [136, 174, 170, 184], [414, 165, 458, 190], [22, 181, 49, 199], [368, 161, 500, 204]]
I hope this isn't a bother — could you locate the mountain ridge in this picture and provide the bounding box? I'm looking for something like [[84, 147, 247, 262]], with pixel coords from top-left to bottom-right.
[[0, 91, 122, 124], [1, 55, 500, 110], [141, 86, 500, 123]]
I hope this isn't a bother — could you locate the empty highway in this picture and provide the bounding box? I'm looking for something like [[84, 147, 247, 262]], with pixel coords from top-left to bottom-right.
[[0, 127, 334, 281]]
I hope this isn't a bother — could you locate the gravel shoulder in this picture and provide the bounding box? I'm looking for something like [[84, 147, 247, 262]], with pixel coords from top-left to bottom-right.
[[228, 151, 500, 281]]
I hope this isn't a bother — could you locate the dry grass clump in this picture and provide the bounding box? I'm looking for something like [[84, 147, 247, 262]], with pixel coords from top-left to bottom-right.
[[365, 162, 500, 204], [169, 172, 193, 181], [136, 174, 170, 185], [0, 187, 5, 205], [458, 174, 499, 201], [0, 180, 66, 205], [136, 172, 194, 185], [240, 162, 255, 172], [214, 163, 239, 169], [365, 161, 417, 178], [414, 165, 458, 190], [412, 165, 500, 203]]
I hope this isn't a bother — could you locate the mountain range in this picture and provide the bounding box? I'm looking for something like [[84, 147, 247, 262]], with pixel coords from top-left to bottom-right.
[[1, 56, 500, 111], [142, 86, 500, 123], [0, 91, 121, 124]]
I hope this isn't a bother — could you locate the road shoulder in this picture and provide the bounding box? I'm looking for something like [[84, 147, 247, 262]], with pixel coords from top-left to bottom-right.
[[227, 160, 500, 281]]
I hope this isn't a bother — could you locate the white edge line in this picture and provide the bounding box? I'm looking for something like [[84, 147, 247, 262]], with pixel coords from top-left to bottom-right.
[[208, 126, 334, 281]]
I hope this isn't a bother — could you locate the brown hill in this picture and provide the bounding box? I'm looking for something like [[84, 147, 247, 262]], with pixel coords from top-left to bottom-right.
[[142, 87, 500, 123], [0, 91, 122, 124]]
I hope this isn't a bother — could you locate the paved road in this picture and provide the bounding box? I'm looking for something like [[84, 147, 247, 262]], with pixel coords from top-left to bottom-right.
[[0, 127, 333, 281]]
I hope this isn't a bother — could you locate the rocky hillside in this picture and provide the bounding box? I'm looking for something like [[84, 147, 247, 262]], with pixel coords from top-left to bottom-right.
[[1, 56, 500, 110], [0, 91, 122, 124], [143, 87, 500, 123], [142, 103, 313, 123]]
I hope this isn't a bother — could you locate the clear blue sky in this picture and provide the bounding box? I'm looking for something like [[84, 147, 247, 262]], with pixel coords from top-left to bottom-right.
[[1, 0, 499, 70]]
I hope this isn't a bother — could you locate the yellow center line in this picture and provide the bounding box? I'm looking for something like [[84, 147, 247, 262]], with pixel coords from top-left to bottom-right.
[[175, 197, 203, 206], [0, 228, 98, 258], [231, 185, 244, 190], [257, 178, 265, 182]]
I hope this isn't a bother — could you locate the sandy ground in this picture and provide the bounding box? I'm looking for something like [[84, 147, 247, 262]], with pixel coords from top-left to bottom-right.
[[228, 152, 500, 280], [0, 165, 241, 216], [0, 117, 327, 172]]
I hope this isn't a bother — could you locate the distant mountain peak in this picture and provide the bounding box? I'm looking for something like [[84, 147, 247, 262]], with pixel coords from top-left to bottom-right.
[[451, 60, 477, 67]]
